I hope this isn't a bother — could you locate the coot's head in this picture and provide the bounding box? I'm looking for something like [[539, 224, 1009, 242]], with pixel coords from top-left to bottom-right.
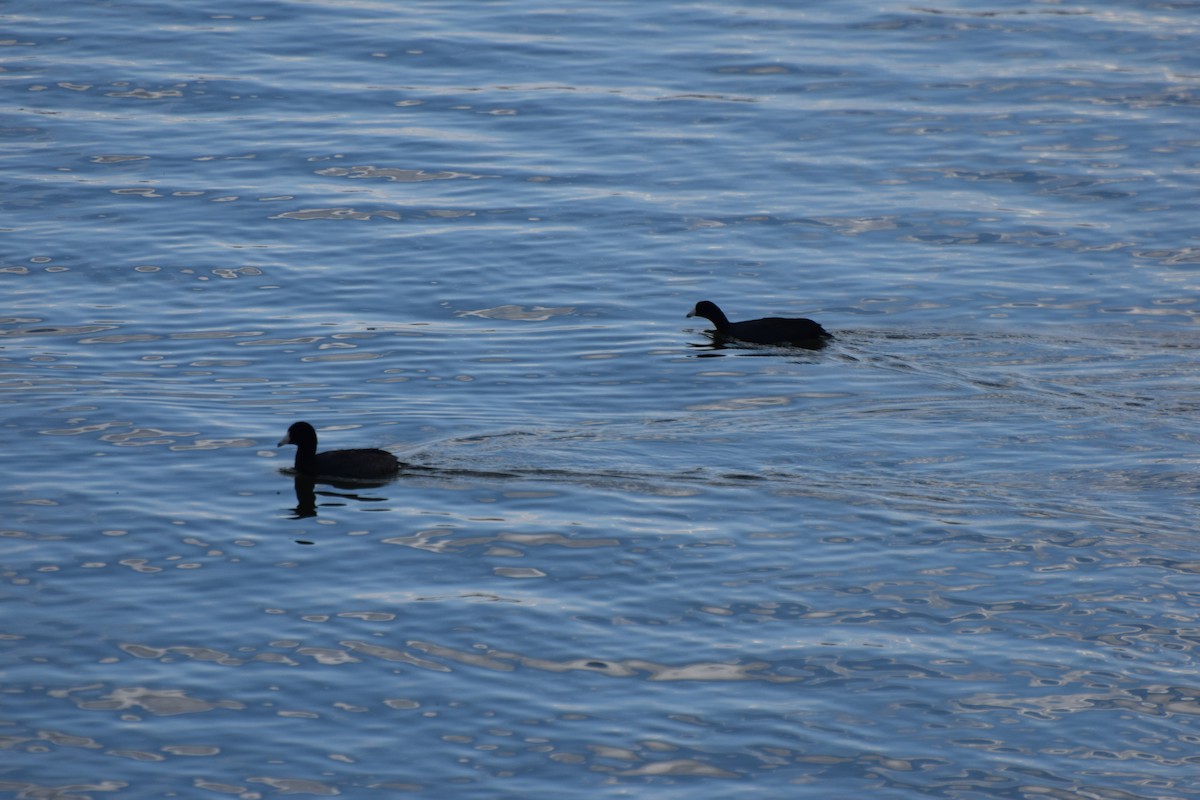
[[278, 421, 317, 449], [687, 300, 729, 327]]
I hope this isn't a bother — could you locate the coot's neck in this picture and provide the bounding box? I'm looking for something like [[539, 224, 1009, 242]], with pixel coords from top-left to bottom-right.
[[703, 305, 731, 332], [293, 440, 318, 474]]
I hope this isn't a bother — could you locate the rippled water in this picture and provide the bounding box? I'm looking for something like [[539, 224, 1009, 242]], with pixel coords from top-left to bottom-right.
[[3, 1, 1199, 797]]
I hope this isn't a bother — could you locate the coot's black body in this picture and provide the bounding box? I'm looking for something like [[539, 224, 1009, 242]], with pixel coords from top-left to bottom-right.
[[687, 300, 829, 346], [277, 421, 400, 480]]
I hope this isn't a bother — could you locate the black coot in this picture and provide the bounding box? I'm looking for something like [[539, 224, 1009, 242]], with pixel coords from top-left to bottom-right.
[[687, 300, 829, 346], [277, 421, 400, 480]]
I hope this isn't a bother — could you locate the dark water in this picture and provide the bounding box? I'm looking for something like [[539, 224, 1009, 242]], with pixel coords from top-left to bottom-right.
[[3, 1, 1199, 797]]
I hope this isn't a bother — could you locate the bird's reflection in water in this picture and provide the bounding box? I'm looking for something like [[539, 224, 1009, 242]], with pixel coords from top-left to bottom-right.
[[283, 463, 516, 526], [687, 336, 829, 354], [288, 475, 393, 521], [291, 476, 318, 519]]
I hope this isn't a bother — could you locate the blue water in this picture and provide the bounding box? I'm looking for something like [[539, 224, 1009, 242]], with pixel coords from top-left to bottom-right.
[[3, 1, 1199, 797]]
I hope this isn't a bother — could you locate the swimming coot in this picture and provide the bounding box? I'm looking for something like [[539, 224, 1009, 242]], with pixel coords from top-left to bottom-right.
[[687, 300, 829, 346], [277, 421, 400, 480]]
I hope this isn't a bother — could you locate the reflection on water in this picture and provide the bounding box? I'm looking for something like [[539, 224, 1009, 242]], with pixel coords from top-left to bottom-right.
[[686, 334, 831, 353], [287, 475, 397, 520]]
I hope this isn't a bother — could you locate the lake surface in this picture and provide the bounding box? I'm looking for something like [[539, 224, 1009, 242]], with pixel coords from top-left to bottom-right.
[[3, 1, 1199, 797]]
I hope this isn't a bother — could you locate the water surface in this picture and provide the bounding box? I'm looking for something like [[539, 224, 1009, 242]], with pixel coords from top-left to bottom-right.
[[2, 1, 1199, 797]]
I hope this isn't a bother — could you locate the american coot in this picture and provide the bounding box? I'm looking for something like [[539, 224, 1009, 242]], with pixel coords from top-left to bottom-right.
[[277, 421, 400, 480], [687, 300, 829, 346]]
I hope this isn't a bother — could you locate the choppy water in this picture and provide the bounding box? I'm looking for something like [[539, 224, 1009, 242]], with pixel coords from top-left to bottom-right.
[[3, 1, 1199, 797]]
